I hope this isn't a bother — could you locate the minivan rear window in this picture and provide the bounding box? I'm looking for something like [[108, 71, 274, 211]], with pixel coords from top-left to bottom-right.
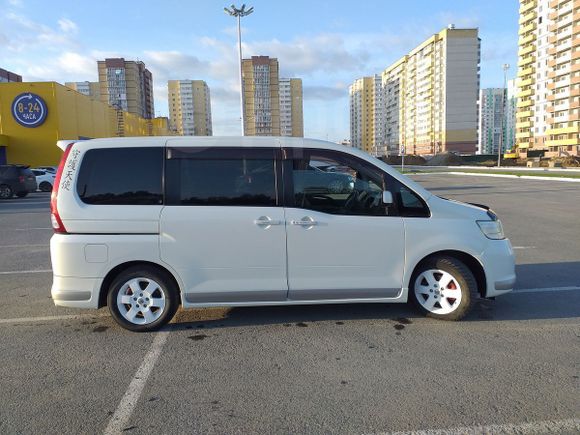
[[76, 147, 163, 205]]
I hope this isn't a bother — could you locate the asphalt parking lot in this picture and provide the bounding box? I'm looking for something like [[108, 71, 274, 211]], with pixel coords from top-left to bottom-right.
[[0, 176, 579, 435]]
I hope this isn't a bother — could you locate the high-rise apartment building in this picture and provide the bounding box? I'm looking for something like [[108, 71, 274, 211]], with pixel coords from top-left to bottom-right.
[[0, 68, 22, 83], [97, 58, 154, 119], [350, 27, 480, 157], [242, 56, 280, 136], [478, 88, 507, 154], [379, 27, 480, 156], [65, 81, 101, 100], [279, 78, 304, 137], [516, 0, 580, 157], [168, 80, 212, 136], [349, 75, 383, 155], [505, 79, 518, 151]]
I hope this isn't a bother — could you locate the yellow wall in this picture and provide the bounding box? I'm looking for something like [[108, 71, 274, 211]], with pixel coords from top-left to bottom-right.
[[0, 82, 172, 166]]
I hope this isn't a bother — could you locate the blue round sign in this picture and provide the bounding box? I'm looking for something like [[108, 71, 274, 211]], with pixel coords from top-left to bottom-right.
[[11, 93, 48, 128]]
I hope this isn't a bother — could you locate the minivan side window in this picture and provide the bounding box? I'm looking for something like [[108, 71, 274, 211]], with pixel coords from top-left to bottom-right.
[[76, 147, 163, 205], [165, 147, 279, 206], [287, 149, 389, 216]]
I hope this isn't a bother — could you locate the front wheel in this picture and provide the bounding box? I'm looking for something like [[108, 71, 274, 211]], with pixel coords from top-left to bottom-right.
[[107, 266, 179, 332], [410, 256, 478, 321], [39, 181, 52, 192]]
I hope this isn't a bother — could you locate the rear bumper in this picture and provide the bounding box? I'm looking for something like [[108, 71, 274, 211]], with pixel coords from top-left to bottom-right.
[[481, 239, 516, 298], [51, 275, 101, 308]]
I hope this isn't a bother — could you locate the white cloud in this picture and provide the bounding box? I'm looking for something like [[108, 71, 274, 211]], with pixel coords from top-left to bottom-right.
[[58, 18, 78, 34]]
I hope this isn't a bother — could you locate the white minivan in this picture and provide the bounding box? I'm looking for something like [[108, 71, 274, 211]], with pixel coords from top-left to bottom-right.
[[50, 137, 515, 331]]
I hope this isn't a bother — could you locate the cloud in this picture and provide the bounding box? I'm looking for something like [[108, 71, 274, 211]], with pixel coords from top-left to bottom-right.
[[304, 85, 346, 101], [58, 18, 78, 34], [3, 12, 78, 52], [143, 50, 210, 78], [7, 0, 23, 6]]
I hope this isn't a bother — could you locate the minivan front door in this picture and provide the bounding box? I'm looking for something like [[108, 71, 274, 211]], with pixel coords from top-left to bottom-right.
[[284, 148, 405, 300], [160, 146, 288, 304]]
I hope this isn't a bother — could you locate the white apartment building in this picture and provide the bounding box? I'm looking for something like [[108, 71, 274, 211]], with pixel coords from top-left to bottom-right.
[[478, 88, 507, 154], [168, 80, 212, 136]]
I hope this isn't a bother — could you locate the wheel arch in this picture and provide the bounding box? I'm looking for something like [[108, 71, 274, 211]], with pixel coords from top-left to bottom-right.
[[408, 250, 487, 298], [98, 260, 182, 308]]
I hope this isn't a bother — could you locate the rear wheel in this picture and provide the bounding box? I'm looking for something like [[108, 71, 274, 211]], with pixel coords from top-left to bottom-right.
[[39, 181, 52, 192], [410, 256, 477, 321], [0, 185, 13, 199], [107, 266, 179, 332]]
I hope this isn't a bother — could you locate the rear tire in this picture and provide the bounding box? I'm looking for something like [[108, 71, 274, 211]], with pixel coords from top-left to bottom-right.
[[410, 256, 478, 321], [107, 266, 179, 332], [39, 181, 52, 192], [0, 185, 13, 199]]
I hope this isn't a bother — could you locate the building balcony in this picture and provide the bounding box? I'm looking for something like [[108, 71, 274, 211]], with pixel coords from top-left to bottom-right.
[[545, 137, 579, 146], [518, 55, 535, 67], [519, 22, 537, 35], [518, 66, 535, 77], [555, 77, 571, 88], [517, 99, 533, 108], [545, 125, 580, 135], [519, 10, 537, 24], [547, 82, 556, 90], [548, 0, 559, 8], [516, 131, 531, 139], [518, 88, 534, 98], [518, 44, 536, 56], [516, 142, 531, 149], [519, 34, 536, 45], [516, 120, 532, 128], [519, 0, 537, 14], [517, 110, 533, 118], [519, 77, 534, 87]]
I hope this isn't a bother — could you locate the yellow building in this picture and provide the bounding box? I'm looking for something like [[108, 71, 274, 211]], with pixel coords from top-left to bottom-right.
[[516, 0, 580, 158], [279, 78, 304, 137], [242, 56, 281, 136], [0, 82, 172, 166], [349, 76, 380, 155], [168, 80, 212, 136]]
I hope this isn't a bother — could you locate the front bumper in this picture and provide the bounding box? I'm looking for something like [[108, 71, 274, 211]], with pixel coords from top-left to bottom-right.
[[481, 238, 516, 298], [51, 275, 102, 309]]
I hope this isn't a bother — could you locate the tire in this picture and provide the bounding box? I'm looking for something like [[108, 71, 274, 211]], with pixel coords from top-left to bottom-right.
[[0, 185, 13, 199], [16, 192, 28, 198], [107, 266, 180, 332], [409, 256, 478, 321], [39, 181, 52, 192]]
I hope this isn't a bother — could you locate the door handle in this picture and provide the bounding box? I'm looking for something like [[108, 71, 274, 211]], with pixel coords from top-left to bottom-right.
[[290, 216, 318, 227], [254, 216, 282, 227]]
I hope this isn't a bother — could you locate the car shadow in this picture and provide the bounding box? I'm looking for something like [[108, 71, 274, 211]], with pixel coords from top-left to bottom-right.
[[167, 261, 580, 331]]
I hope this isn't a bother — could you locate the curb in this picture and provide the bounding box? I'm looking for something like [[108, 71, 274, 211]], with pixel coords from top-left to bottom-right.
[[410, 171, 580, 183]]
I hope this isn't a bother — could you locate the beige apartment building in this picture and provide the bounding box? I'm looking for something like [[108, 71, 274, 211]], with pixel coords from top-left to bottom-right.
[[349, 75, 382, 155], [516, 0, 580, 158], [65, 81, 101, 100], [168, 80, 212, 136], [350, 27, 480, 156], [97, 58, 154, 119], [279, 78, 304, 137], [242, 56, 280, 136]]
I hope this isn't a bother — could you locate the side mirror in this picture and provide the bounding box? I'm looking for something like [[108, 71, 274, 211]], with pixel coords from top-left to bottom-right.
[[382, 191, 394, 205]]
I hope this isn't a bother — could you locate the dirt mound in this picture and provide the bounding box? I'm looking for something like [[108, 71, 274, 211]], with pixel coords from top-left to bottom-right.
[[561, 156, 580, 167], [381, 155, 427, 166], [425, 153, 464, 166]]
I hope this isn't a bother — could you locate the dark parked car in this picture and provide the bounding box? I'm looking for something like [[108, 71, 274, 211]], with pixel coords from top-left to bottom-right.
[[0, 165, 38, 199]]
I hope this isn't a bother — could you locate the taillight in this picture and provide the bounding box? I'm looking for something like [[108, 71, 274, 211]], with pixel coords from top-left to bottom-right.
[[51, 143, 74, 234], [19, 175, 25, 183]]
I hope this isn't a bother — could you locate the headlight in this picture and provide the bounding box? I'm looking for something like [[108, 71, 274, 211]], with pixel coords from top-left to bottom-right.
[[477, 220, 505, 240]]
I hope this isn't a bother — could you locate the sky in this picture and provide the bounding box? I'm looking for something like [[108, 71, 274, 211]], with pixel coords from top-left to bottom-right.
[[0, 0, 519, 141]]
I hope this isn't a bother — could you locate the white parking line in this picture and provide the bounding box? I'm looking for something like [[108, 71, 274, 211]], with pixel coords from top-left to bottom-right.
[[14, 227, 52, 231], [0, 269, 51, 275], [103, 330, 170, 434], [0, 244, 48, 248], [513, 286, 580, 294], [512, 246, 536, 250], [0, 313, 109, 324], [383, 417, 580, 435]]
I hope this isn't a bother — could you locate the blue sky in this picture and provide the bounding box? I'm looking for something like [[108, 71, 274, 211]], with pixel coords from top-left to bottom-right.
[[0, 0, 519, 140]]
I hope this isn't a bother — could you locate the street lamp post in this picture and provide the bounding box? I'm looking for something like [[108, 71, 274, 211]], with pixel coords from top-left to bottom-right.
[[224, 4, 254, 136], [498, 63, 510, 168]]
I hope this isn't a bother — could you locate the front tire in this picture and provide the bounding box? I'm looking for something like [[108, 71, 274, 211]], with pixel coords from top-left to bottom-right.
[[107, 266, 179, 332], [410, 256, 478, 321]]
